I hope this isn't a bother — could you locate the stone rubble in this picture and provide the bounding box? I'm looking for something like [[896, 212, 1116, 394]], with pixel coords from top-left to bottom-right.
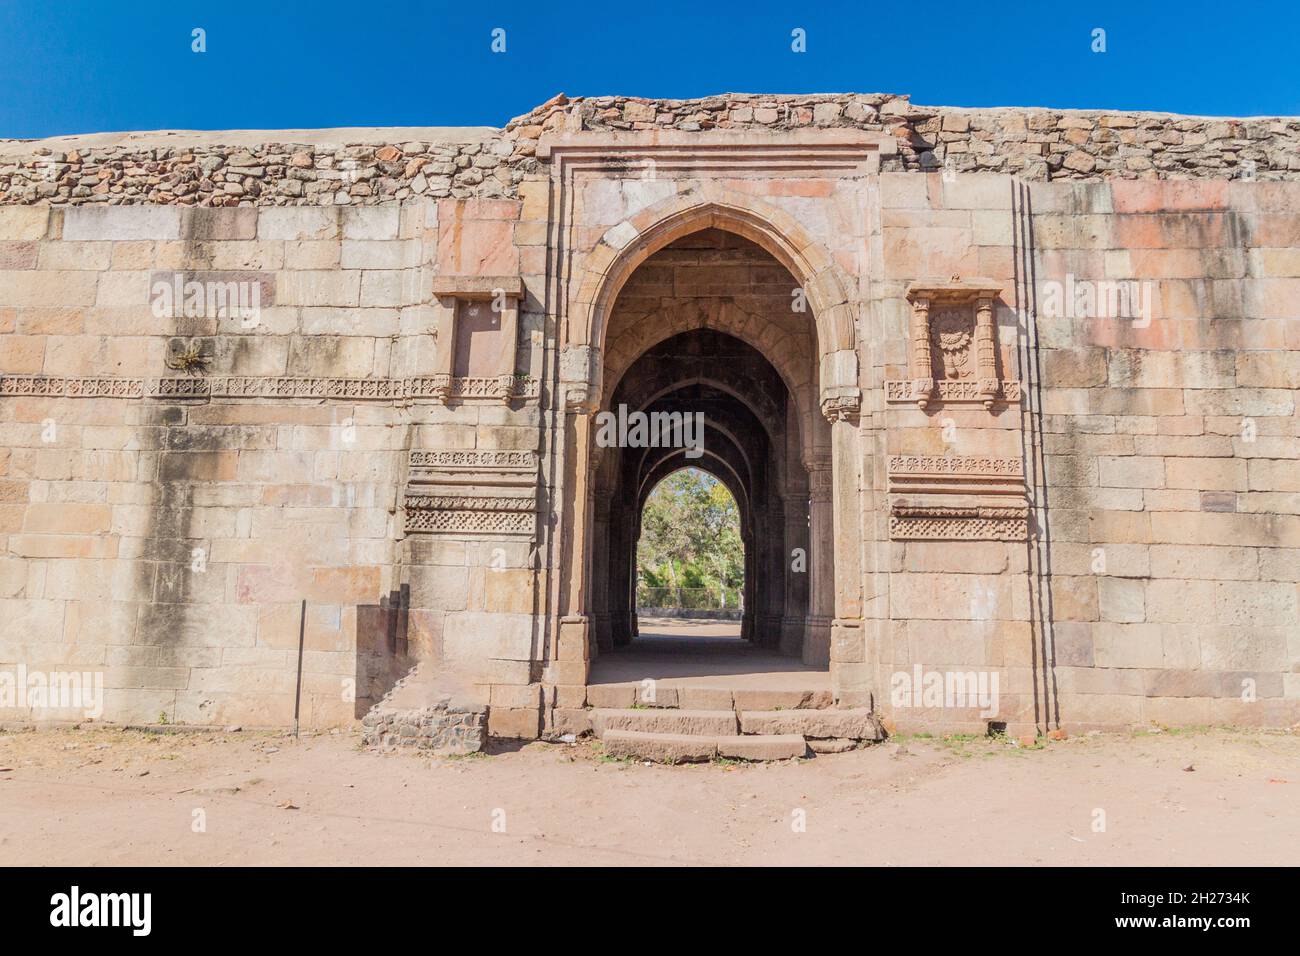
[[3, 92, 1297, 206], [360, 698, 486, 754]]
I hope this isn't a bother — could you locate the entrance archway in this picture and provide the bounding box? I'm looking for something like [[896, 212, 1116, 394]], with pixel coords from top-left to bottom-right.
[[588, 230, 826, 666], [555, 186, 870, 706]]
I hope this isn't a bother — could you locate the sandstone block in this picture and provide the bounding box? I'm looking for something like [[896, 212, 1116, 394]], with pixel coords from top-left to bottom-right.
[[591, 708, 738, 737], [717, 734, 808, 761], [64, 207, 180, 241], [548, 707, 592, 736], [676, 686, 735, 710], [183, 207, 258, 240], [259, 207, 339, 241], [0, 207, 50, 240], [342, 206, 400, 240], [600, 730, 716, 763], [487, 706, 540, 739], [737, 708, 881, 740]]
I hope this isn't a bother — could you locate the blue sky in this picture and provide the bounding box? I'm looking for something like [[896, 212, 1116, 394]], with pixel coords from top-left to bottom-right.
[[1, 0, 1296, 138]]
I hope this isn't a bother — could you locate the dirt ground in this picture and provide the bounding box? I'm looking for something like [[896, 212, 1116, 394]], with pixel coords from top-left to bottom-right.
[[1, 725, 1297, 866]]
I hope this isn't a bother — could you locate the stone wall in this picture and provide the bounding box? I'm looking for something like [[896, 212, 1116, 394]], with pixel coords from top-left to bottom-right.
[[1, 96, 1297, 736], [871, 174, 1300, 733], [0, 199, 543, 726], [3, 93, 1298, 209]]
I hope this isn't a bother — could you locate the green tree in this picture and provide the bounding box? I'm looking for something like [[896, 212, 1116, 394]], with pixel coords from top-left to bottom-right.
[[637, 468, 743, 601]]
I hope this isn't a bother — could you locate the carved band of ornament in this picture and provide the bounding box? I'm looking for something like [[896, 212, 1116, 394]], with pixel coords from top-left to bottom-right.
[[0, 375, 540, 402], [887, 456, 1024, 478], [404, 509, 537, 535], [403, 494, 537, 535], [409, 450, 538, 469], [888, 503, 1029, 541], [0, 376, 145, 398], [884, 379, 1021, 404], [404, 495, 535, 512], [889, 514, 1028, 541]]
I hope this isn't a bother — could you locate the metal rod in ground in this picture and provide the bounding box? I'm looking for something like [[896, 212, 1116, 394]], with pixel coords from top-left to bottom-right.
[[293, 598, 306, 739]]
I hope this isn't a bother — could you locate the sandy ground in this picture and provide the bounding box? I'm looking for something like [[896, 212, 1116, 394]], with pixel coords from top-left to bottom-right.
[[2, 726, 1297, 867]]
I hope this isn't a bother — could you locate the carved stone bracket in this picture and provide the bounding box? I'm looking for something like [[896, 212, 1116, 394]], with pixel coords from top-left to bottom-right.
[[404, 448, 539, 537], [819, 390, 861, 424], [892, 278, 1018, 410]]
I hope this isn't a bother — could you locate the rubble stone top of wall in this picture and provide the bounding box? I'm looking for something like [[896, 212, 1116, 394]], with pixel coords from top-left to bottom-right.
[[3, 91, 1297, 207]]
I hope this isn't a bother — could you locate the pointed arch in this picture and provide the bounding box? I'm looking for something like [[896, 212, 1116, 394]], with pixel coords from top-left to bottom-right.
[[566, 182, 859, 399]]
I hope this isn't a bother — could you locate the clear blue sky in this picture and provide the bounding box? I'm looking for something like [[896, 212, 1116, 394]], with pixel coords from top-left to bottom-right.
[[1, 0, 1296, 138]]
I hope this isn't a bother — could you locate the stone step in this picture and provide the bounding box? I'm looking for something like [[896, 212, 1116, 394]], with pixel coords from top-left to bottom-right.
[[717, 733, 809, 761], [601, 730, 808, 763], [585, 684, 831, 712], [591, 708, 739, 738], [738, 708, 883, 740]]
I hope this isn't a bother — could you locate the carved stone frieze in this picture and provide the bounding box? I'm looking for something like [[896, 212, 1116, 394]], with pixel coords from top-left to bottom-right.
[[0, 375, 539, 403], [885, 378, 1021, 405], [0, 375, 145, 398], [404, 503, 537, 535], [404, 446, 539, 538], [886, 454, 1029, 541], [888, 502, 1029, 541]]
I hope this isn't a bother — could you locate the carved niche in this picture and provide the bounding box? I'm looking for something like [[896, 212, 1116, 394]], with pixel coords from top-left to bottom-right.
[[887, 277, 1019, 410], [429, 276, 528, 404], [403, 449, 539, 538]]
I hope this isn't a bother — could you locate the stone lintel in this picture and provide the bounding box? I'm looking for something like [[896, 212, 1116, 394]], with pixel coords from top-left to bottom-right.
[[906, 277, 1004, 302], [431, 275, 525, 299]]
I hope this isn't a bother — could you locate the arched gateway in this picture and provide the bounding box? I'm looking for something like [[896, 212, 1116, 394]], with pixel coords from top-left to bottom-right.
[[545, 176, 875, 710]]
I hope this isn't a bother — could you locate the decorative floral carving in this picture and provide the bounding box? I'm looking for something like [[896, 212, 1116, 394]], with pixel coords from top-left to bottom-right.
[[403, 493, 537, 535], [0, 376, 146, 398], [409, 450, 537, 469], [0, 375, 539, 403], [887, 455, 1024, 478], [889, 503, 1029, 541], [904, 279, 1009, 410], [930, 308, 973, 380], [885, 378, 1020, 405]]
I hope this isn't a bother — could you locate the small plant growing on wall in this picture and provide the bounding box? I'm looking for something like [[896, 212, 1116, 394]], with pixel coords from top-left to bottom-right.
[[165, 339, 211, 374]]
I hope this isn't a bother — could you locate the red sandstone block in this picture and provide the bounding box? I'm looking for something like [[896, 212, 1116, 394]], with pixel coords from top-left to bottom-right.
[[1111, 180, 1228, 213]]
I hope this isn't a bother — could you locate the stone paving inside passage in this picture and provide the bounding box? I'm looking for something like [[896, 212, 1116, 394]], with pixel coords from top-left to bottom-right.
[[587, 617, 830, 691]]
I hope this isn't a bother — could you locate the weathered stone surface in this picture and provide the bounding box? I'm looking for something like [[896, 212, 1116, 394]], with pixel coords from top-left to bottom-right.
[[676, 686, 735, 710], [600, 730, 717, 763], [487, 706, 540, 740], [591, 708, 739, 737], [717, 734, 808, 760], [807, 737, 863, 754], [3, 94, 1298, 212], [738, 709, 882, 740], [731, 688, 832, 711], [585, 684, 637, 709]]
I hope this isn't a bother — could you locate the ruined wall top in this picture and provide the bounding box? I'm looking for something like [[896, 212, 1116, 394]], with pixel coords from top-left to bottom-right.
[[3, 91, 1297, 206]]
